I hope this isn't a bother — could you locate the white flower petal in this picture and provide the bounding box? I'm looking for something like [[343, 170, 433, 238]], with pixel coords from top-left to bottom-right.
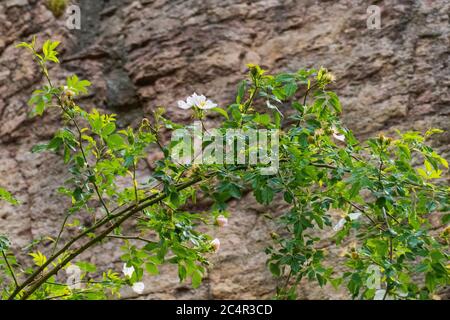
[[333, 218, 346, 232], [122, 263, 135, 278], [333, 133, 346, 142], [195, 94, 207, 105], [374, 289, 386, 300], [132, 282, 145, 294], [177, 100, 191, 109], [348, 212, 362, 220], [201, 100, 217, 110], [186, 96, 196, 107], [332, 126, 346, 142]]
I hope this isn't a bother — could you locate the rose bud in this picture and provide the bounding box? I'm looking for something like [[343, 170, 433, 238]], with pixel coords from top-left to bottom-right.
[[210, 238, 221, 253], [216, 215, 228, 227]]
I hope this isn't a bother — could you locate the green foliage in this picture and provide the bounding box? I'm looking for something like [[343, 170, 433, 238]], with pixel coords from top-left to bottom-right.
[[0, 236, 11, 252], [46, 0, 68, 18], [0, 188, 18, 206], [1, 38, 448, 300]]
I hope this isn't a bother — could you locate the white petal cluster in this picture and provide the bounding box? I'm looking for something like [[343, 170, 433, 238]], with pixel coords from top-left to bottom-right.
[[177, 93, 217, 110], [122, 263, 135, 278], [332, 126, 346, 142], [132, 282, 145, 294]]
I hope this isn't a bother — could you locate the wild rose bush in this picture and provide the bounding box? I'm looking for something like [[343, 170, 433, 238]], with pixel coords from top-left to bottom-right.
[[0, 38, 449, 300]]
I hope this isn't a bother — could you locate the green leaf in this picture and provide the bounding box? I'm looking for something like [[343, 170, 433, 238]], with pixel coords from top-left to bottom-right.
[[229, 104, 242, 121], [101, 122, 116, 136], [211, 107, 229, 119], [347, 273, 362, 297], [442, 214, 450, 225], [106, 134, 126, 149], [67, 75, 91, 95], [425, 272, 436, 292], [42, 40, 60, 63], [283, 82, 298, 97], [254, 113, 271, 126], [31, 144, 48, 154], [330, 277, 343, 290], [76, 261, 97, 273], [29, 251, 47, 267], [254, 186, 274, 205], [0, 188, 19, 206], [16, 42, 33, 50], [145, 262, 159, 275], [292, 101, 304, 114], [191, 269, 203, 289], [425, 128, 444, 137], [178, 263, 187, 282], [0, 235, 11, 251], [169, 192, 180, 206], [273, 110, 282, 128], [326, 91, 342, 113], [269, 262, 281, 277], [236, 80, 246, 104], [283, 191, 293, 204], [28, 89, 52, 116]]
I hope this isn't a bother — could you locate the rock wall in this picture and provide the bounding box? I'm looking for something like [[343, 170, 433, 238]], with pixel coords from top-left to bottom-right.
[[0, 0, 449, 299]]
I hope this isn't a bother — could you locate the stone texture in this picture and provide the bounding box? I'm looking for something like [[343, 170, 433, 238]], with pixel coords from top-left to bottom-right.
[[0, 0, 449, 299]]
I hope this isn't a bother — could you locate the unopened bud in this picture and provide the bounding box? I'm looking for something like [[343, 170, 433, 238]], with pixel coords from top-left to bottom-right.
[[216, 215, 228, 227], [210, 238, 220, 253]]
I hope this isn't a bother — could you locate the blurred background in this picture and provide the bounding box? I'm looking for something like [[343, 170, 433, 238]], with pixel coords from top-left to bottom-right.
[[0, 0, 449, 299]]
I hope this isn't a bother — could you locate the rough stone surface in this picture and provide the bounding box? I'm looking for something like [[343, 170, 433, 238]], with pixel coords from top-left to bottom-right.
[[0, 0, 449, 299]]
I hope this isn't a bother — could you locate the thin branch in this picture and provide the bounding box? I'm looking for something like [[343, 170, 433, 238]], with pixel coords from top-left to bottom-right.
[[345, 200, 385, 231], [106, 235, 155, 244], [51, 213, 70, 256], [13, 171, 218, 300], [132, 161, 139, 205], [43, 293, 70, 300], [1, 250, 19, 288], [38, 59, 111, 217]]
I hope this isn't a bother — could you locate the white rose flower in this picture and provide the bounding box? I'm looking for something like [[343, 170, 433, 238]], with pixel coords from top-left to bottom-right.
[[122, 263, 135, 278], [332, 126, 345, 142], [177, 93, 217, 110], [132, 282, 145, 294]]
